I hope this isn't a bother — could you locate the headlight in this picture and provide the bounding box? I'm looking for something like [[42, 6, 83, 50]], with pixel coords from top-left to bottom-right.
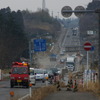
[[11, 77, 15, 79], [24, 77, 29, 79]]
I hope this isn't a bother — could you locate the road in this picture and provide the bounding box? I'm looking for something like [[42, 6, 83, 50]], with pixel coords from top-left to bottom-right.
[[0, 80, 46, 100], [44, 88, 99, 100], [53, 27, 82, 70], [62, 28, 80, 47]]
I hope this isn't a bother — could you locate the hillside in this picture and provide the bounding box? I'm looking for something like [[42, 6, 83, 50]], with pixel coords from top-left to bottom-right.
[[0, 8, 61, 68], [22, 10, 61, 40]]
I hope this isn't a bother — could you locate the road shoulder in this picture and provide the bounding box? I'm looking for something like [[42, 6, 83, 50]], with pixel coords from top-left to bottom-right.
[[43, 88, 100, 100]]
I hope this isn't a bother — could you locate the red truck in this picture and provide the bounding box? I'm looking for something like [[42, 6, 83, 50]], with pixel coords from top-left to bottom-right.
[[9, 62, 30, 88]]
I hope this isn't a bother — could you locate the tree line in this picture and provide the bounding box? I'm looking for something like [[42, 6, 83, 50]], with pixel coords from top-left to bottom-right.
[[0, 7, 28, 68]]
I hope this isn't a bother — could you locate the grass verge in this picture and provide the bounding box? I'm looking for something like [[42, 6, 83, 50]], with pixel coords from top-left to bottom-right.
[[78, 81, 100, 97], [10, 81, 65, 100], [28, 85, 57, 100]]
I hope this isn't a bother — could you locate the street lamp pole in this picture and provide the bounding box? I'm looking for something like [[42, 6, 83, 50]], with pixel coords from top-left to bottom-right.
[[29, 40, 32, 66]]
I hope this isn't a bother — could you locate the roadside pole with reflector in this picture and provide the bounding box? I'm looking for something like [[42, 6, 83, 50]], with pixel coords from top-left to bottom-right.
[[29, 84, 32, 98]]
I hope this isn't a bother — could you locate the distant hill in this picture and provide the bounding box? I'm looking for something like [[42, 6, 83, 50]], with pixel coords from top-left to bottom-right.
[[22, 10, 61, 40], [0, 8, 61, 68]]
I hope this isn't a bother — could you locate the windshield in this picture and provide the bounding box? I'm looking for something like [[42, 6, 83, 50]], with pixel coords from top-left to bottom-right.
[[50, 68, 58, 73], [34, 69, 44, 74], [46, 69, 53, 74], [66, 62, 74, 66], [12, 67, 28, 74]]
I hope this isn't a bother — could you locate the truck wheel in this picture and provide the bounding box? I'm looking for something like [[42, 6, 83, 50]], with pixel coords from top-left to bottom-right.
[[10, 82, 14, 88], [42, 80, 45, 83], [33, 83, 36, 86], [26, 82, 29, 88]]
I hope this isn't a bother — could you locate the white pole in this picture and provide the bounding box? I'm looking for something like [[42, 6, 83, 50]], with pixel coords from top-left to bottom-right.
[[45, 79, 48, 86], [87, 51, 89, 70], [95, 74, 97, 83], [29, 87, 32, 98], [92, 72, 94, 83], [87, 51, 89, 88]]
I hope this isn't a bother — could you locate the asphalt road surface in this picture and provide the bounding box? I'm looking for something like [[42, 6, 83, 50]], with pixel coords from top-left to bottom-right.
[[44, 88, 100, 100], [0, 80, 46, 100]]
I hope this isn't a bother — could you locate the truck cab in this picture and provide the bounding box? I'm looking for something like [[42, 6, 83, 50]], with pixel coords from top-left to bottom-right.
[[9, 62, 30, 88], [66, 57, 75, 72]]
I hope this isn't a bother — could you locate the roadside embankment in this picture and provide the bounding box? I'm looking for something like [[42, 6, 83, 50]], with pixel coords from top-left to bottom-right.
[[10, 81, 65, 100], [78, 81, 100, 97]]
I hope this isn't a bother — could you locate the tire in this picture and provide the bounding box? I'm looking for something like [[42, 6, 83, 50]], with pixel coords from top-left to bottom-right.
[[42, 80, 45, 83], [33, 84, 35, 86], [10, 82, 14, 88], [26, 82, 29, 88]]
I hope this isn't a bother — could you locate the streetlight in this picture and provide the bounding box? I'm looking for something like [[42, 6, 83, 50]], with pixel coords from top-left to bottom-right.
[[61, 6, 100, 83]]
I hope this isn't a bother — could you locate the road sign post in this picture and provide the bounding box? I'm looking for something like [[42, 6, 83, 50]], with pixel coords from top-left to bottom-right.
[[84, 42, 92, 87], [84, 42, 92, 70]]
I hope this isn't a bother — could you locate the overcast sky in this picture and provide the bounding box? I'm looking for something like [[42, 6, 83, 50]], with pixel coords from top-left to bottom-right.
[[0, 0, 92, 18]]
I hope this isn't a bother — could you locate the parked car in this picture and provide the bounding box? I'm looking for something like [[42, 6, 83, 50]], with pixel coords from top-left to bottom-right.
[[34, 69, 46, 83], [60, 59, 65, 63], [46, 69, 54, 84], [30, 68, 36, 85], [50, 68, 59, 75]]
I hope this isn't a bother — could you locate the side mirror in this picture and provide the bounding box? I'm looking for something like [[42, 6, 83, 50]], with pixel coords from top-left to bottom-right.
[[9, 72, 11, 74]]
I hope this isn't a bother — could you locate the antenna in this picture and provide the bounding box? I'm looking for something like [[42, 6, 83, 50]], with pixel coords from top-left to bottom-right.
[[42, 0, 46, 11], [52, 11, 53, 18]]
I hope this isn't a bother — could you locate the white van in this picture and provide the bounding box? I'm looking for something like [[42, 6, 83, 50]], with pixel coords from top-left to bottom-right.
[[34, 69, 46, 83]]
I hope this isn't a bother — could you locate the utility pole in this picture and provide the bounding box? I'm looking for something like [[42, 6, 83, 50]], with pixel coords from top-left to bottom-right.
[[97, 10, 100, 83], [29, 41, 32, 66]]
